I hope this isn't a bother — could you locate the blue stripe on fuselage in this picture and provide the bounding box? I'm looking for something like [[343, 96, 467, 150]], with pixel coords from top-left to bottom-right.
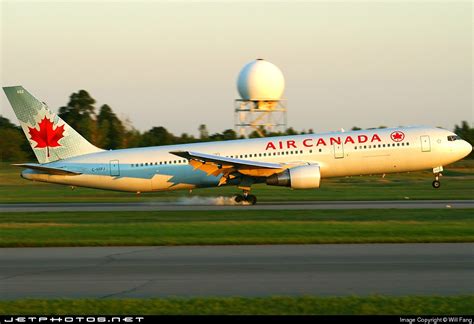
[[39, 161, 223, 188]]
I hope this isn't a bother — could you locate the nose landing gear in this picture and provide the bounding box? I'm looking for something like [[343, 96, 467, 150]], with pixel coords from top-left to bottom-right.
[[432, 166, 443, 189]]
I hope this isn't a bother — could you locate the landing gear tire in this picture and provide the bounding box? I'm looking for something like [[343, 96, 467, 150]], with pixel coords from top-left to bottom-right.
[[246, 194, 257, 205], [432, 180, 441, 189], [235, 193, 257, 205]]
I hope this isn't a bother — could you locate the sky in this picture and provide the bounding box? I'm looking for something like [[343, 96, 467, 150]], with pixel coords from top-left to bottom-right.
[[1, 0, 472, 136]]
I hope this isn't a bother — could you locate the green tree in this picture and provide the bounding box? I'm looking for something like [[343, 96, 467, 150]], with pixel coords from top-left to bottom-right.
[[97, 104, 125, 149], [140, 126, 175, 147], [58, 90, 97, 143], [177, 133, 196, 144], [123, 129, 142, 148], [121, 117, 142, 148], [248, 127, 267, 138], [221, 129, 238, 141], [198, 124, 209, 140], [0, 116, 33, 162]]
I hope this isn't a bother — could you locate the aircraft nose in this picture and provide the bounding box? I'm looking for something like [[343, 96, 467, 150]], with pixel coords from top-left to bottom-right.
[[461, 140, 473, 158]]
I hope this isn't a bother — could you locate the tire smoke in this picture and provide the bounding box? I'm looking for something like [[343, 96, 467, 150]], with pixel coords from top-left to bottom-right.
[[176, 196, 250, 206]]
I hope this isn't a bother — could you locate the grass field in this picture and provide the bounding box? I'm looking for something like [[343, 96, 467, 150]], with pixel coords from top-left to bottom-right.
[[0, 160, 473, 203], [1, 296, 472, 315], [1, 209, 473, 247], [1, 163, 472, 316]]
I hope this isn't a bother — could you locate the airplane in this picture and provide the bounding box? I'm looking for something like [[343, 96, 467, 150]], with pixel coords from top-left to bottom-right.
[[3, 86, 472, 205]]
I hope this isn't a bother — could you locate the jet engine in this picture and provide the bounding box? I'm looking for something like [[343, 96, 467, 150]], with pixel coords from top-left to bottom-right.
[[266, 164, 321, 189]]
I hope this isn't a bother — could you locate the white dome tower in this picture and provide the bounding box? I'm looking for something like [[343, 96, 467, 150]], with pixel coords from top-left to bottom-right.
[[237, 59, 285, 100], [234, 59, 287, 137]]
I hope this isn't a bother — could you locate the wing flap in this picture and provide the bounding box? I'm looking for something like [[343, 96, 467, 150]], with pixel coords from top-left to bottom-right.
[[170, 150, 285, 183], [12, 163, 82, 176]]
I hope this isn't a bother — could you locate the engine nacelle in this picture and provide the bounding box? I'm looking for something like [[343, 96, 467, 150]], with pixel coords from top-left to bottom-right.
[[266, 164, 321, 189]]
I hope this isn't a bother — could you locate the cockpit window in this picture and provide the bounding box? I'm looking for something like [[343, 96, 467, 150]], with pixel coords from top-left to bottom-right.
[[447, 135, 461, 141]]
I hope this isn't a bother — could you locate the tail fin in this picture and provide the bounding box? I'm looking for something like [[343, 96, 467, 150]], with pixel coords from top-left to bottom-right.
[[3, 86, 102, 164]]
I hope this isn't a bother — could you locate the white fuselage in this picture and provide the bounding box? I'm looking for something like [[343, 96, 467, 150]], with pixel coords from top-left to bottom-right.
[[22, 126, 472, 193]]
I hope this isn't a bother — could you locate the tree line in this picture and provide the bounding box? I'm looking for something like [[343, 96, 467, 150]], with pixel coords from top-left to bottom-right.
[[1, 89, 473, 161]]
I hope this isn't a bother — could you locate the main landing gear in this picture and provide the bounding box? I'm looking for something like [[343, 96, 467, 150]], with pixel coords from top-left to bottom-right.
[[432, 166, 443, 189], [234, 190, 257, 205]]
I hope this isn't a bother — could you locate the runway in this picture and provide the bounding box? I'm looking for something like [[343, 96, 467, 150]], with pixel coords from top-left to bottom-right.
[[1, 200, 473, 212], [1, 243, 473, 299]]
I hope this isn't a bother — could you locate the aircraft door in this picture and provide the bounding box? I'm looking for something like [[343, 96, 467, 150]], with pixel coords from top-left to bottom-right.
[[333, 142, 344, 159], [420, 135, 431, 152], [110, 160, 120, 176]]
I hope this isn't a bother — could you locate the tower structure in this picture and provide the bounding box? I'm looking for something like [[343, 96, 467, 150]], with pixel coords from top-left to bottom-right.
[[234, 59, 287, 137]]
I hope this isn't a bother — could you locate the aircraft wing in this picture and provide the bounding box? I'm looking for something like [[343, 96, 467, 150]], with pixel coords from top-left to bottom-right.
[[170, 150, 285, 185], [12, 163, 82, 176]]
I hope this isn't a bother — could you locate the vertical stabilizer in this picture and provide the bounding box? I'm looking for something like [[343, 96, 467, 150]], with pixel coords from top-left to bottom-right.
[[3, 86, 102, 164]]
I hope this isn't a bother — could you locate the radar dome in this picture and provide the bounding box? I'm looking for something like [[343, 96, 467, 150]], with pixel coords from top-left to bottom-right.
[[237, 59, 285, 101]]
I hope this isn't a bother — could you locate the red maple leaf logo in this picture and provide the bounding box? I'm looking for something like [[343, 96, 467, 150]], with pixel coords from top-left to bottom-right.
[[390, 131, 405, 142], [28, 117, 65, 157]]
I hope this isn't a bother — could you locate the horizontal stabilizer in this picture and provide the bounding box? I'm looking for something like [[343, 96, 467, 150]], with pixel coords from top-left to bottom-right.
[[12, 163, 82, 176]]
